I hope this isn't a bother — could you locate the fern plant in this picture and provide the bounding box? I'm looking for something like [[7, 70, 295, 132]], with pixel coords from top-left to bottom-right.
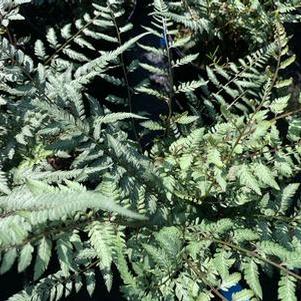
[[0, 0, 301, 300], [166, 0, 301, 62]]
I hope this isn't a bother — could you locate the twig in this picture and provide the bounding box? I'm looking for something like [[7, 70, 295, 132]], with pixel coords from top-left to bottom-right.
[[109, 5, 140, 144], [208, 238, 301, 282], [44, 11, 102, 65], [185, 257, 227, 301]]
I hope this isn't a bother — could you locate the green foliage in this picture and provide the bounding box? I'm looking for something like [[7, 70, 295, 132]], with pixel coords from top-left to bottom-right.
[[168, 0, 301, 55], [1, 0, 301, 300]]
